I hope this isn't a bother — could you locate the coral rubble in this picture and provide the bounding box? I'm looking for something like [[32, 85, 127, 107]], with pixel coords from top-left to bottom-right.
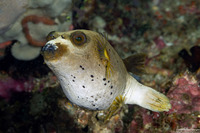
[[0, 0, 200, 132]]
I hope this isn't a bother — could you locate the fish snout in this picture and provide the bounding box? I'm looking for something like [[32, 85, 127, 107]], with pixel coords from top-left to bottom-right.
[[41, 42, 58, 61], [41, 41, 68, 61], [41, 42, 57, 53]]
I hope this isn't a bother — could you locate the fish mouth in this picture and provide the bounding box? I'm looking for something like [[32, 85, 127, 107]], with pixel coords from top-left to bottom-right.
[[41, 42, 58, 53], [41, 41, 68, 61]]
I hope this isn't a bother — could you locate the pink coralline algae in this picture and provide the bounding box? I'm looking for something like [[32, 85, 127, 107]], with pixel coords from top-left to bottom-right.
[[127, 108, 163, 133], [0, 76, 34, 100], [153, 36, 166, 50], [167, 74, 200, 114]]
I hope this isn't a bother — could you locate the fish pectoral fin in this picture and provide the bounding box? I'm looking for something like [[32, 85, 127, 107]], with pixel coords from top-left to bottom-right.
[[142, 89, 171, 112], [104, 95, 125, 122], [105, 61, 114, 78], [123, 53, 147, 75]]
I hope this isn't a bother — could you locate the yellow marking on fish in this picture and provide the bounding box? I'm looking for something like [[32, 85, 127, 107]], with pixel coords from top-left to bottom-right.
[[104, 48, 114, 78], [104, 95, 125, 122], [105, 60, 114, 78], [147, 93, 171, 111], [95, 35, 114, 78], [104, 48, 110, 60]]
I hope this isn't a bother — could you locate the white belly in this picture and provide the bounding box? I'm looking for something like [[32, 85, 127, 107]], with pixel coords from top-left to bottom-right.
[[57, 65, 126, 110]]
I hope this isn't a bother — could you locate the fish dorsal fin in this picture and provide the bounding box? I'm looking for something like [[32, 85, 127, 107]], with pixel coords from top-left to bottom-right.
[[123, 53, 147, 75]]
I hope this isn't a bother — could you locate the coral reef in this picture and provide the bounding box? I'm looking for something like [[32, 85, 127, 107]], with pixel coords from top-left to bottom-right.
[[58, 99, 127, 133], [21, 15, 56, 47], [167, 72, 200, 114], [0, 72, 57, 101], [0, 0, 200, 132], [0, 0, 72, 60], [0, 75, 33, 100], [0, 0, 28, 34]]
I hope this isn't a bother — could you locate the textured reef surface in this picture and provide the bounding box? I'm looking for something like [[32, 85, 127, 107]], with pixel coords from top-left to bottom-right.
[[0, 0, 200, 132]]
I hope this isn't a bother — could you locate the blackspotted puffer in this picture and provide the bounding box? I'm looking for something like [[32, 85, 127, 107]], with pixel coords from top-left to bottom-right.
[[41, 30, 171, 113]]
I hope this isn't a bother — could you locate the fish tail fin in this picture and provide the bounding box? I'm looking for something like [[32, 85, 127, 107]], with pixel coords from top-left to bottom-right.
[[142, 87, 171, 112], [124, 75, 171, 112]]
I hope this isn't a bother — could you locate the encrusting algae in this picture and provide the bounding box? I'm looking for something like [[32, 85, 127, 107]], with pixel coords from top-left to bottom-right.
[[41, 30, 171, 120]]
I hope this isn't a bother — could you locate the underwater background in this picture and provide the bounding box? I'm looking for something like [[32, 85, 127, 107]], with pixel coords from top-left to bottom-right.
[[0, 0, 200, 132]]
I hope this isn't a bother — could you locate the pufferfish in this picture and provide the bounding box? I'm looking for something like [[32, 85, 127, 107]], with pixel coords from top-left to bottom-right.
[[41, 30, 171, 118]]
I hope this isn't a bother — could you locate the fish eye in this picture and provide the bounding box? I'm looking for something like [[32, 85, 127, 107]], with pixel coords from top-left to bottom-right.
[[46, 31, 59, 41], [70, 31, 87, 46]]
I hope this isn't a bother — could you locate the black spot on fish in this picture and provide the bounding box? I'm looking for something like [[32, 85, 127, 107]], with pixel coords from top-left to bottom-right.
[[91, 75, 94, 78], [72, 80, 75, 82], [108, 80, 110, 83], [71, 75, 76, 78], [80, 65, 85, 70], [104, 83, 107, 86], [91, 79, 94, 81], [103, 78, 106, 81], [110, 92, 112, 95], [82, 85, 85, 88], [110, 85, 113, 89]]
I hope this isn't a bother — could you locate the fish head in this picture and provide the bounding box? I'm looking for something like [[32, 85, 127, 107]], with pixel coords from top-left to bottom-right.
[[41, 30, 109, 72]]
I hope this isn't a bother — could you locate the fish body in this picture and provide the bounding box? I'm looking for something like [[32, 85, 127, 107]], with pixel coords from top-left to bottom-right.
[[42, 30, 171, 112]]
